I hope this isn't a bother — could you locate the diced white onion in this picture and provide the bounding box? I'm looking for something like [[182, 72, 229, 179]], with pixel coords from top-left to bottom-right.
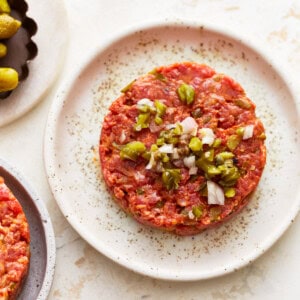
[[243, 124, 254, 140], [210, 93, 224, 101], [173, 160, 184, 167], [172, 148, 180, 159], [158, 144, 174, 153], [180, 117, 198, 136], [189, 166, 198, 175], [200, 128, 215, 146], [134, 172, 145, 181], [146, 152, 156, 170], [119, 130, 126, 143], [183, 156, 196, 169], [165, 123, 177, 130], [156, 162, 164, 173], [188, 210, 195, 219], [137, 98, 154, 107], [207, 181, 225, 205]]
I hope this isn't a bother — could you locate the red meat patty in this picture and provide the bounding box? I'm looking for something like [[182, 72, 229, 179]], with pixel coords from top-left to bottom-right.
[[99, 62, 266, 235]]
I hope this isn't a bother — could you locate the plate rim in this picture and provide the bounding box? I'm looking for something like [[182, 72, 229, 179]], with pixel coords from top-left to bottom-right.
[[44, 19, 300, 281], [0, 157, 56, 298]]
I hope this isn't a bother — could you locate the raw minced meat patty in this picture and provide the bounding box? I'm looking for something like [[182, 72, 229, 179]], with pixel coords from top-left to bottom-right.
[[99, 62, 266, 235], [0, 177, 30, 299]]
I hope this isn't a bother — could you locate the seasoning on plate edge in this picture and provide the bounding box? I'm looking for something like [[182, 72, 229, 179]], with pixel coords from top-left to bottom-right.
[[99, 62, 266, 235], [0, 176, 30, 299]]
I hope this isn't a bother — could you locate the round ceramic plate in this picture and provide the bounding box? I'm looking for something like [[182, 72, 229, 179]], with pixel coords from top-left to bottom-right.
[[44, 21, 300, 281], [0, 158, 56, 299], [0, 0, 68, 127]]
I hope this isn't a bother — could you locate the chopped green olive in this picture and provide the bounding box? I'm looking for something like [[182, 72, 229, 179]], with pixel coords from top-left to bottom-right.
[[166, 137, 179, 144], [156, 137, 165, 146], [149, 69, 167, 82], [138, 105, 151, 113], [222, 168, 240, 182], [224, 187, 236, 198], [173, 123, 183, 135], [235, 98, 252, 109], [204, 149, 214, 162], [215, 151, 234, 165], [142, 151, 151, 160], [120, 141, 146, 161], [177, 83, 195, 104], [207, 165, 221, 176], [134, 113, 150, 131], [218, 179, 237, 187], [162, 169, 181, 190], [150, 144, 158, 152], [154, 100, 167, 116], [161, 153, 170, 163], [121, 79, 136, 93], [212, 138, 222, 148], [154, 116, 163, 125], [189, 137, 202, 152], [226, 135, 241, 151], [196, 157, 210, 173], [236, 127, 245, 137], [192, 206, 203, 218]]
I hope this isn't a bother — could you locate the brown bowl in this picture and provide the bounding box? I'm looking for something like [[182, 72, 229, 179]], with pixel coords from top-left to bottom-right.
[[0, 0, 38, 99]]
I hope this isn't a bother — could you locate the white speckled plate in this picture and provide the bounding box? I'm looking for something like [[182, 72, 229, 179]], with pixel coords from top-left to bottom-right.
[[44, 21, 300, 281], [0, 158, 56, 299], [0, 0, 68, 128]]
